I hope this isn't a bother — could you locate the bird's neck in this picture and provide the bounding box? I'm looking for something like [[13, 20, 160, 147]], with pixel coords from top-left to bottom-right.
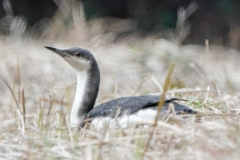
[[70, 63, 100, 127]]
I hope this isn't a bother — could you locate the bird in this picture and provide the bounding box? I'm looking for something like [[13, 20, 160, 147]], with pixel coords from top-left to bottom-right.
[[45, 46, 197, 128]]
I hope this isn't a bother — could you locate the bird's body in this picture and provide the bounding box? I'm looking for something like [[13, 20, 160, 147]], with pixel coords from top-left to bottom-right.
[[89, 95, 194, 118], [45, 46, 196, 128]]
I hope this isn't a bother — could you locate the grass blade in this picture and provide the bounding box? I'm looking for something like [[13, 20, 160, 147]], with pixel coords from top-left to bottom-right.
[[143, 64, 174, 157]]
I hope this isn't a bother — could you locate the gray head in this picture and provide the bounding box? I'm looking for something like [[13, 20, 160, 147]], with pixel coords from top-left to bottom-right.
[[45, 46, 101, 128], [45, 46, 96, 72]]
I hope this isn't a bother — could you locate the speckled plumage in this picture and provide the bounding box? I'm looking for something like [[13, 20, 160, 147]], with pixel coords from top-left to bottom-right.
[[88, 95, 196, 118]]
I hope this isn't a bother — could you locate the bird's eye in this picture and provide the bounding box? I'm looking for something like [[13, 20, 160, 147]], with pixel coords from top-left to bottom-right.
[[76, 53, 81, 57]]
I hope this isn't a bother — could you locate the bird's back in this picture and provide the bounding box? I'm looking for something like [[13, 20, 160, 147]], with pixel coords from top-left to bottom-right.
[[88, 95, 196, 118]]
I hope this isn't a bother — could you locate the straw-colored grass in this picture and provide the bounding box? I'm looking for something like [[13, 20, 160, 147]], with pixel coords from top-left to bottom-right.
[[0, 1, 240, 159]]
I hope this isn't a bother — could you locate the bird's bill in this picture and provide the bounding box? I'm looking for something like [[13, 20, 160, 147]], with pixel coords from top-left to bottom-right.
[[45, 46, 68, 57]]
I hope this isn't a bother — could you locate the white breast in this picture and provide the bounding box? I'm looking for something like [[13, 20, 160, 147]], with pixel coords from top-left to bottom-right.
[[89, 108, 168, 131]]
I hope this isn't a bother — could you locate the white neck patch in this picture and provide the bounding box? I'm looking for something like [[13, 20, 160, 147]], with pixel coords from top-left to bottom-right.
[[70, 70, 89, 127]]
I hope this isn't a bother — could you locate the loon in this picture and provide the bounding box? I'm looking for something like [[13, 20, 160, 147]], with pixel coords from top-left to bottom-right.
[[45, 46, 196, 128]]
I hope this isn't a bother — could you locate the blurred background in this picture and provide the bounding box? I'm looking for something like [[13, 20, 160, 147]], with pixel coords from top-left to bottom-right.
[[1, 1, 240, 159], [0, 0, 240, 109], [1, 0, 240, 48]]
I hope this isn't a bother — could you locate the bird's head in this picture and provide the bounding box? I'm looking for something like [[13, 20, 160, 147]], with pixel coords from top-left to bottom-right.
[[45, 46, 95, 72]]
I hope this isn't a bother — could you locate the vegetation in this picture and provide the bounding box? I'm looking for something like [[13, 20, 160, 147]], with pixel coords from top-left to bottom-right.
[[0, 1, 240, 159]]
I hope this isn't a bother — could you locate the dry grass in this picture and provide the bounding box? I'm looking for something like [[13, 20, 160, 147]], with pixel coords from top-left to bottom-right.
[[0, 1, 240, 159]]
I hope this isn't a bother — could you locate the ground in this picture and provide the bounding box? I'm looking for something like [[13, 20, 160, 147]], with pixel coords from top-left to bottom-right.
[[0, 2, 240, 160]]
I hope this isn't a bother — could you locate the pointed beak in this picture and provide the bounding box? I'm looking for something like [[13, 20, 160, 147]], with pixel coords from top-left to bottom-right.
[[45, 46, 68, 57]]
